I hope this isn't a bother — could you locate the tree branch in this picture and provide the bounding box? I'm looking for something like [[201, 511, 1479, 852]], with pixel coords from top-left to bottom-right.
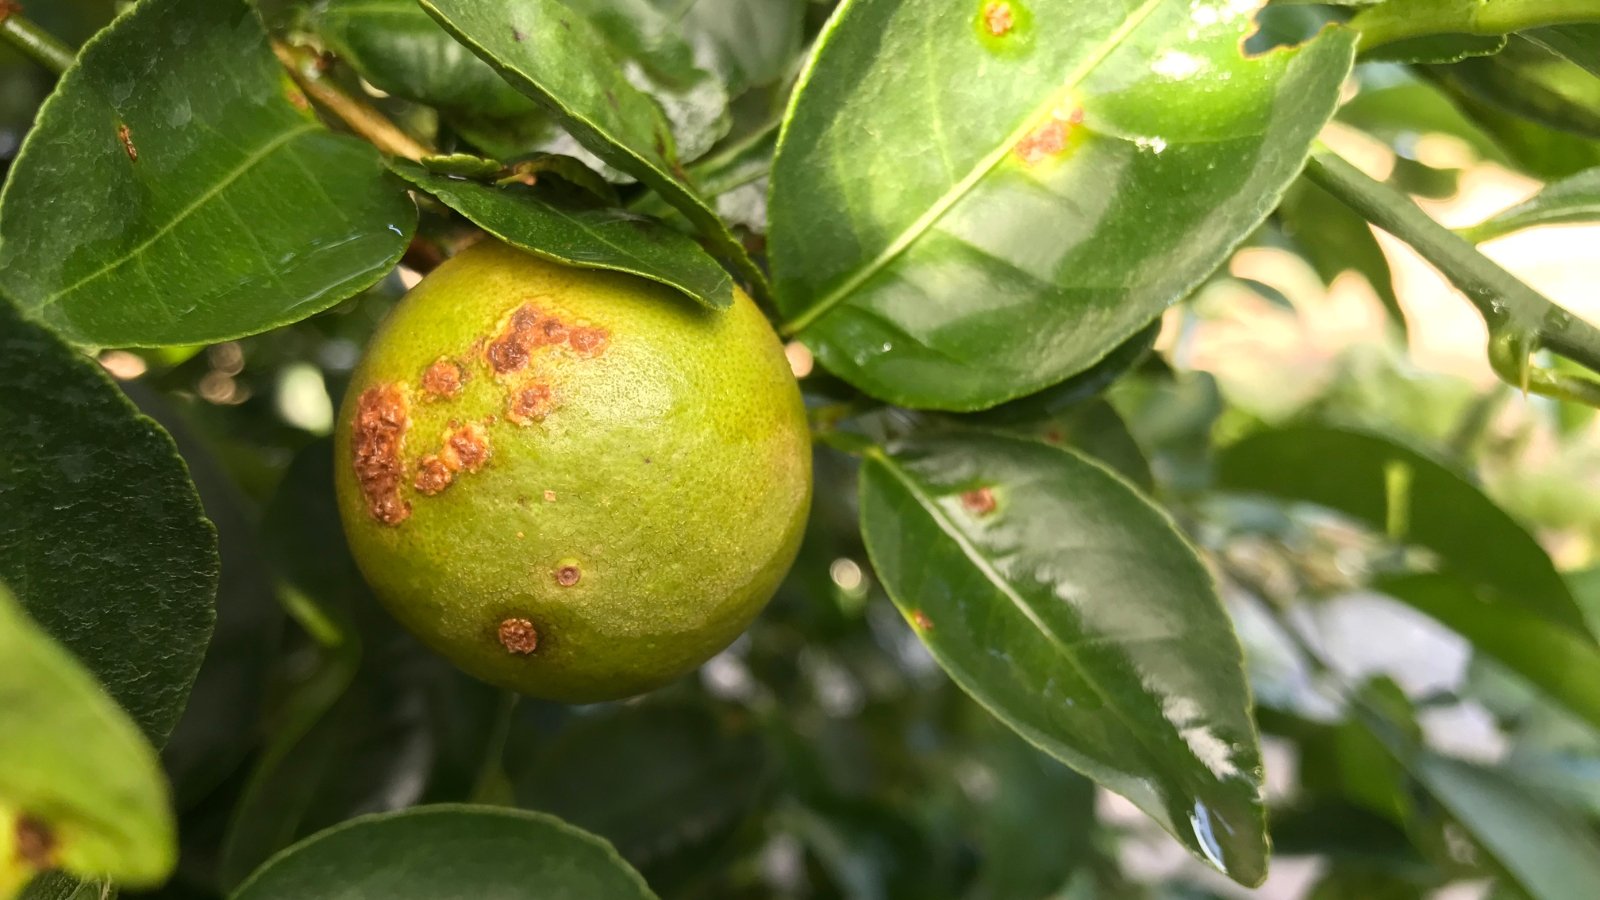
[[0, 3, 76, 76], [1350, 0, 1600, 53], [270, 40, 431, 162], [1304, 150, 1600, 407]]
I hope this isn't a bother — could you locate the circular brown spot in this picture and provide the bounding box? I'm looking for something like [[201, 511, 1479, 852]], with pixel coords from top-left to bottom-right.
[[497, 618, 539, 655], [960, 487, 998, 516], [14, 814, 57, 869], [421, 358, 466, 399], [911, 610, 934, 631], [555, 564, 581, 587], [544, 490, 557, 502], [981, 1, 1013, 36]]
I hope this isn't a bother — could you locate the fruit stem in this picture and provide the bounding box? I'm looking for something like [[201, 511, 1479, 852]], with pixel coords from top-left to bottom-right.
[[0, 4, 76, 76], [271, 39, 432, 162]]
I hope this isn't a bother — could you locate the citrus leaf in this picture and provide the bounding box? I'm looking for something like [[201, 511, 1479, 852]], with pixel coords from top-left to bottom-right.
[[390, 160, 734, 309], [660, 0, 806, 94], [769, 0, 1357, 410], [0, 583, 175, 896], [1216, 425, 1593, 637], [419, 0, 765, 294], [315, 0, 539, 118], [0, 300, 216, 744], [1527, 25, 1600, 79], [1460, 165, 1600, 242], [0, 0, 416, 347], [1376, 572, 1600, 733], [1431, 38, 1600, 141], [1385, 748, 1600, 900], [858, 432, 1266, 884], [228, 806, 659, 900]]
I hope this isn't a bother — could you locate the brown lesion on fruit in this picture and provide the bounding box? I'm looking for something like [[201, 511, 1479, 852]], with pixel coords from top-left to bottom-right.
[[117, 123, 138, 163], [441, 421, 490, 472], [413, 454, 454, 496], [506, 381, 555, 426], [554, 562, 581, 587], [420, 357, 466, 400], [960, 487, 998, 516], [13, 814, 58, 870], [353, 384, 412, 525], [497, 617, 539, 655], [485, 302, 610, 376], [980, 1, 1014, 36], [1013, 107, 1084, 166]]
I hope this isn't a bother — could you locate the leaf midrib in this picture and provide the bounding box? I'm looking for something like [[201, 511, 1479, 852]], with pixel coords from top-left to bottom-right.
[[25, 122, 321, 315], [778, 0, 1164, 336], [866, 445, 1195, 788]]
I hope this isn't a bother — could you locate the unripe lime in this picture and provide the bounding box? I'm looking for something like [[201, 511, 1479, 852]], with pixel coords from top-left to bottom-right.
[[333, 241, 811, 702]]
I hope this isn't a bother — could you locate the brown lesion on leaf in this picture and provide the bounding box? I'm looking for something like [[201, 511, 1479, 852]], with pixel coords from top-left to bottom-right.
[[421, 357, 466, 400], [960, 487, 998, 516], [117, 123, 138, 163], [1013, 107, 1084, 166], [353, 384, 412, 525], [554, 562, 581, 587], [497, 617, 539, 654], [506, 381, 555, 426], [14, 814, 58, 870], [981, 1, 1014, 36], [911, 609, 934, 631]]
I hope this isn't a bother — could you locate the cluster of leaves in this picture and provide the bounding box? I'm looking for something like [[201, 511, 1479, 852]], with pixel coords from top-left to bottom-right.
[[3, 0, 1600, 898]]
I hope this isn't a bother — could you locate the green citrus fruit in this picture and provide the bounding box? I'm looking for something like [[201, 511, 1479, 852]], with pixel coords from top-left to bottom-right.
[[333, 241, 811, 702]]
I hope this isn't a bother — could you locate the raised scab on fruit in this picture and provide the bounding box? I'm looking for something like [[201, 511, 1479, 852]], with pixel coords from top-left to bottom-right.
[[414, 455, 454, 496], [507, 382, 554, 425], [487, 303, 582, 375], [421, 357, 466, 399], [353, 384, 411, 525], [497, 617, 539, 655], [442, 422, 491, 473]]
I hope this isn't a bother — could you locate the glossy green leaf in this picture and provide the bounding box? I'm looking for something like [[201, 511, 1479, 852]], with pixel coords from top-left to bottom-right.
[[1432, 39, 1600, 141], [315, 0, 538, 118], [1460, 166, 1600, 242], [419, 0, 763, 292], [1279, 179, 1407, 334], [1216, 425, 1591, 636], [1527, 25, 1600, 79], [0, 0, 415, 347], [0, 583, 175, 896], [977, 397, 1155, 491], [768, 0, 1357, 410], [560, 0, 731, 162], [229, 805, 659, 900], [1376, 573, 1600, 732], [0, 300, 216, 743], [1364, 34, 1506, 65], [672, 0, 805, 94], [391, 160, 733, 309], [858, 432, 1266, 884], [1395, 752, 1600, 900]]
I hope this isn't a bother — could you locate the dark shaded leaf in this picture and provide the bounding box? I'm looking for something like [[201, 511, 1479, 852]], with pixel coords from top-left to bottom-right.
[[1526, 25, 1600, 78], [315, 0, 537, 118], [0, 300, 216, 744], [0, 0, 416, 347], [769, 0, 1356, 410], [419, 0, 763, 292], [858, 432, 1266, 884], [1216, 425, 1591, 636], [391, 160, 733, 309], [228, 806, 659, 900], [1432, 39, 1600, 140]]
